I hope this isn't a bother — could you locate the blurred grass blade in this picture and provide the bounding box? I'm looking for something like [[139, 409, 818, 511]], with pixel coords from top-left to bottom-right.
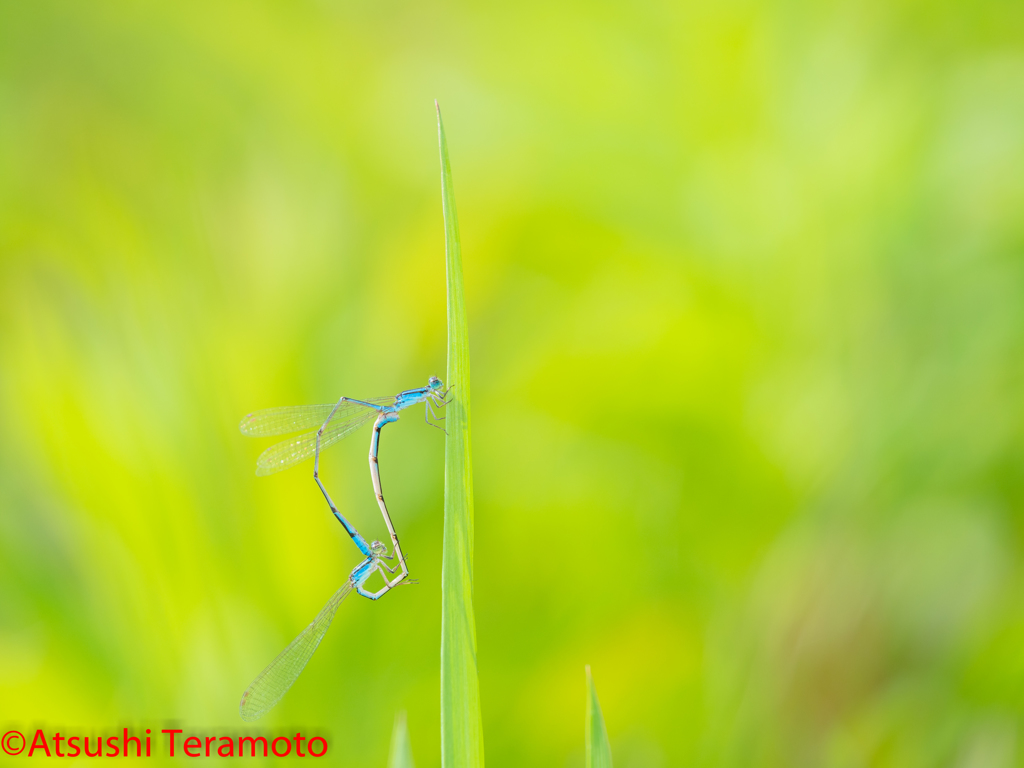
[[586, 666, 613, 768], [437, 102, 484, 768], [388, 711, 416, 768]]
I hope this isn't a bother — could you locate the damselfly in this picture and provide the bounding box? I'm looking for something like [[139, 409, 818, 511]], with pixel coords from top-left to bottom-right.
[[239, 377, 450, 590], [237, 378, 448, 719], [239, 377, 450, 477], [239, 538, 403, 722]]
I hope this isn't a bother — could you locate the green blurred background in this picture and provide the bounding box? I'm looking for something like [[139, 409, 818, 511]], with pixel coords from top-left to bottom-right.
[[2, 1, 1023, 766]]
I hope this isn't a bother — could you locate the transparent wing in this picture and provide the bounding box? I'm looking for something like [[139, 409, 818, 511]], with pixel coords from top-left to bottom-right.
[[254, 407, 380, 476], [240, 397, 395, 437], [239, 581, 354, 722], [239, 404, 336, 437]]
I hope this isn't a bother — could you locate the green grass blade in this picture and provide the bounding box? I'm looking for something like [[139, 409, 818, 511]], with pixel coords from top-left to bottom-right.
[[387, 711, 416, 768], [586, 666, 613, 768], [437, 101, 484, 768]]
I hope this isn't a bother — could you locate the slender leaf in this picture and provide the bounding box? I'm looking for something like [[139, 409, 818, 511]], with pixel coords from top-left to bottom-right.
[[387, 711, 416, 768], [586, 666, 613, 768], [437, 102, 484, 768]]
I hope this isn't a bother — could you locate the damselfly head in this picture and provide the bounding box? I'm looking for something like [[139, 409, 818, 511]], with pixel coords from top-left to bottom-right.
[[370, 540, 387, 556], [428, 376, 443, 390]]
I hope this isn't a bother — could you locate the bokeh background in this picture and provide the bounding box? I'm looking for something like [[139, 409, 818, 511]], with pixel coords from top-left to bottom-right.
[[2, 0, 1024, 766]]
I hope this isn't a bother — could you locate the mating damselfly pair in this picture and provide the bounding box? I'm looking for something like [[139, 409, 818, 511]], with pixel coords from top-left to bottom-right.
[[237, 376, 450, 721]]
